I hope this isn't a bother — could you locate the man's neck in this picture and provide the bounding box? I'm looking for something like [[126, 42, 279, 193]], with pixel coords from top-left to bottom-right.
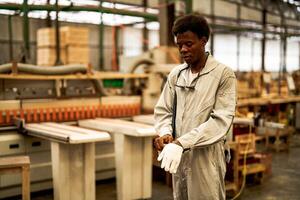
[[190, 52, 208, 73]]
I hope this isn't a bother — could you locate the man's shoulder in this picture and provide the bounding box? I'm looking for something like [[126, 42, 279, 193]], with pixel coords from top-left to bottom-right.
[[212, 57, 236, 78]]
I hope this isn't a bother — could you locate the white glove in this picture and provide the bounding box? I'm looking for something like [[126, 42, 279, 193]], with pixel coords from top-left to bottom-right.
[[157, 143, 183, 174]]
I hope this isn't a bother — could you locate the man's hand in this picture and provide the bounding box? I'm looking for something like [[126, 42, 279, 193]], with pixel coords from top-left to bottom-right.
[[157, 143, 183, 174], [154, 134, 173, 151]]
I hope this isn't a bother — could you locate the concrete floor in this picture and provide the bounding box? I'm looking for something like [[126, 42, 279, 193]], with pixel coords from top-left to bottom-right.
[[9, 134, 300, 200]]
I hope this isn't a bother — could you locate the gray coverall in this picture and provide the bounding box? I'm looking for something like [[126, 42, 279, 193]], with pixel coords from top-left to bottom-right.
[[154, 55, 237, 200]]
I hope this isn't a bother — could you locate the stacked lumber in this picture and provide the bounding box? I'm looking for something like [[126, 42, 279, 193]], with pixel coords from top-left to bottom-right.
[[236, 72, 261, 99], [37, 26, 90, 66]]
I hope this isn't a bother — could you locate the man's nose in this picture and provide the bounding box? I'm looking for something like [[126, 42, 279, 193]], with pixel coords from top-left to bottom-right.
[[180, 45, 188, 53]]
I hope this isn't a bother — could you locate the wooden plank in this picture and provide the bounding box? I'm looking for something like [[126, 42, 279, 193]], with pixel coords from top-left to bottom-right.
[[142, 137, 153, 198], [51, 142, 96, 200], [26, 123, 110, 144], [0, 100, 20, 110], [21, 98, 100, 110], [26, 124, 71, 142], [114, 134, 131, 200], [131, 137, 143, 199], [132, 114, 155, 125], [238, 163, 266, 175], [0, 156, 30, 168], [51, 142, 70, 200], [101, 96, 141, 105], [45, 122, 109, 137], [79, 118, 157, 137], [22, 165, 30, 200], [83, 143, 95, 200]]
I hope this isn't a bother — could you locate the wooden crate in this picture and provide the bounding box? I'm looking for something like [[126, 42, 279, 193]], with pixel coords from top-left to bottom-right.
[[37, 47, 67, 66], [235, 133, 256, 155], [237, 80, 249, 99], [37, 46, 89, 66], [37, 26, 89, 47], [60, 26, 89, 46], [64, 45, 89, 64], [37, 28, 65, 47]]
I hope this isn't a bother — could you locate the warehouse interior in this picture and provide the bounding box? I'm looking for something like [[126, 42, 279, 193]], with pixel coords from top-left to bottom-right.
[[0, 0, 300, 199]]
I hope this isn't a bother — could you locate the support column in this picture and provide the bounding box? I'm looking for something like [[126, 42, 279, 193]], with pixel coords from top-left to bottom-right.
[[8, 15, 13, 61], [159, 0, 175, 46], [236, 3, 241, 72], [210, 0, 215, 55], [54, 0, 62, 65], [261, 8, 266, 72], [99, 0, 104, 70], [142, 0, 149, 52], [22, 0, 30, 62], [299, 42, 300, 70], [46, 0, 51, 27], [114, 134, 152, 200], [185, 0, 192, 14], [51, 142, 96, 200]]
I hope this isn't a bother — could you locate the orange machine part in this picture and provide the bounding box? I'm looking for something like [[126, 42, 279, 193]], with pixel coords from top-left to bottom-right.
[[51, 108, 57, 122], [26, 109, 32, 123], [20, 110, 24, 119], [80, 106, 86, 119], [40, 109, 45, 122], [91, 106, 96, 118], [33, 109, 38, 123], [58, 108, 63, 121], [5, 110, 11, 124], [0, 111, 3, 124], [86, 106, 91, 119], [63, 108, 69, 121], [46, 108, 51, 121], [0, 103, 140, 124], [75, 107, 80, 120]]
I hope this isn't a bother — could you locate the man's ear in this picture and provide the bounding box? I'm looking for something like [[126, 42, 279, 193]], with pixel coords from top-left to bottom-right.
[[200, 37, 208, 45]]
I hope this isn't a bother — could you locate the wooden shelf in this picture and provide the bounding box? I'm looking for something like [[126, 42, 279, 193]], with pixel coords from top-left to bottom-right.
[[238, 163, 266, 175], [238, 96, 300, 107], [0, 72, 148, 80]]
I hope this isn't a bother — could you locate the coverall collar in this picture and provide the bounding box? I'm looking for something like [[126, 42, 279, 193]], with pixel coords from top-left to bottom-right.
[[180, 53, 218, 81]]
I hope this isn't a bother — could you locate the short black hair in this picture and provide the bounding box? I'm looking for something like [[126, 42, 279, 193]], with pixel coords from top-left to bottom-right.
[[172, 13, 210, 40]]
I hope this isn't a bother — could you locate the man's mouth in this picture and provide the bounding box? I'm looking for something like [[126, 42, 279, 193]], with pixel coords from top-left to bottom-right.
[[183, 55, 191, 60]]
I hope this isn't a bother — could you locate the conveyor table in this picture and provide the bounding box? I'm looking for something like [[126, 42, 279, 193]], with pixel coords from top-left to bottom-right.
[[79, 118, 157, 200], [26, 122, 111, 200]]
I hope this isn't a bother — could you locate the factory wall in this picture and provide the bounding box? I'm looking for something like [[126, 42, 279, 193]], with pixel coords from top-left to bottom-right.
[[194, 0, 300, 72]]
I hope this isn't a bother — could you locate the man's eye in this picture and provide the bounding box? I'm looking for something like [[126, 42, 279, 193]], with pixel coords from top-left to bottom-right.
[[186, 43, 193, 47]]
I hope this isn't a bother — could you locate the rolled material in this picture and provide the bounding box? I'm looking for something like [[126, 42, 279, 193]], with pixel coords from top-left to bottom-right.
[[0, 63, 87, 75]]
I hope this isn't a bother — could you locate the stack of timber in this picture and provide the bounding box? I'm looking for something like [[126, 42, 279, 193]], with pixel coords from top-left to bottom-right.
[[37, 26, 90, 66], [236, 72, 261, 99], [292, 70, 300, 94]]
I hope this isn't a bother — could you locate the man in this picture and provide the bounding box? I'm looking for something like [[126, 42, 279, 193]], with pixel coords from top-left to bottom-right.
[[154, 14, 236, 200]]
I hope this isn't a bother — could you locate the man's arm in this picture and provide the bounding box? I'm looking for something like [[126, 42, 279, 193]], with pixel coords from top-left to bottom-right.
[[154, 72, 177, 150], [177, 67, 237, 149]]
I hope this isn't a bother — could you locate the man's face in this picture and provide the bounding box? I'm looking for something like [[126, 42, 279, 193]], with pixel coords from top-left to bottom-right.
[[175, 31, 206, 66]]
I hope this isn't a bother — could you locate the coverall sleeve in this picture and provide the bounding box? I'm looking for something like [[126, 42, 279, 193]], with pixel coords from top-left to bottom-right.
[[177, 68, 237, 149], [154, 75, 175, 137]]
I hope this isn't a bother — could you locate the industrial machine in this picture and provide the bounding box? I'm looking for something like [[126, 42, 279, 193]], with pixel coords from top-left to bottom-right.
[[120, 46, 180, 112], [0, 62, 146, 198]]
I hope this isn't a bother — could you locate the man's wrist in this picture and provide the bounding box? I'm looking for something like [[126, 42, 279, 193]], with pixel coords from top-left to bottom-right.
[[172, 140, 183, 147]]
